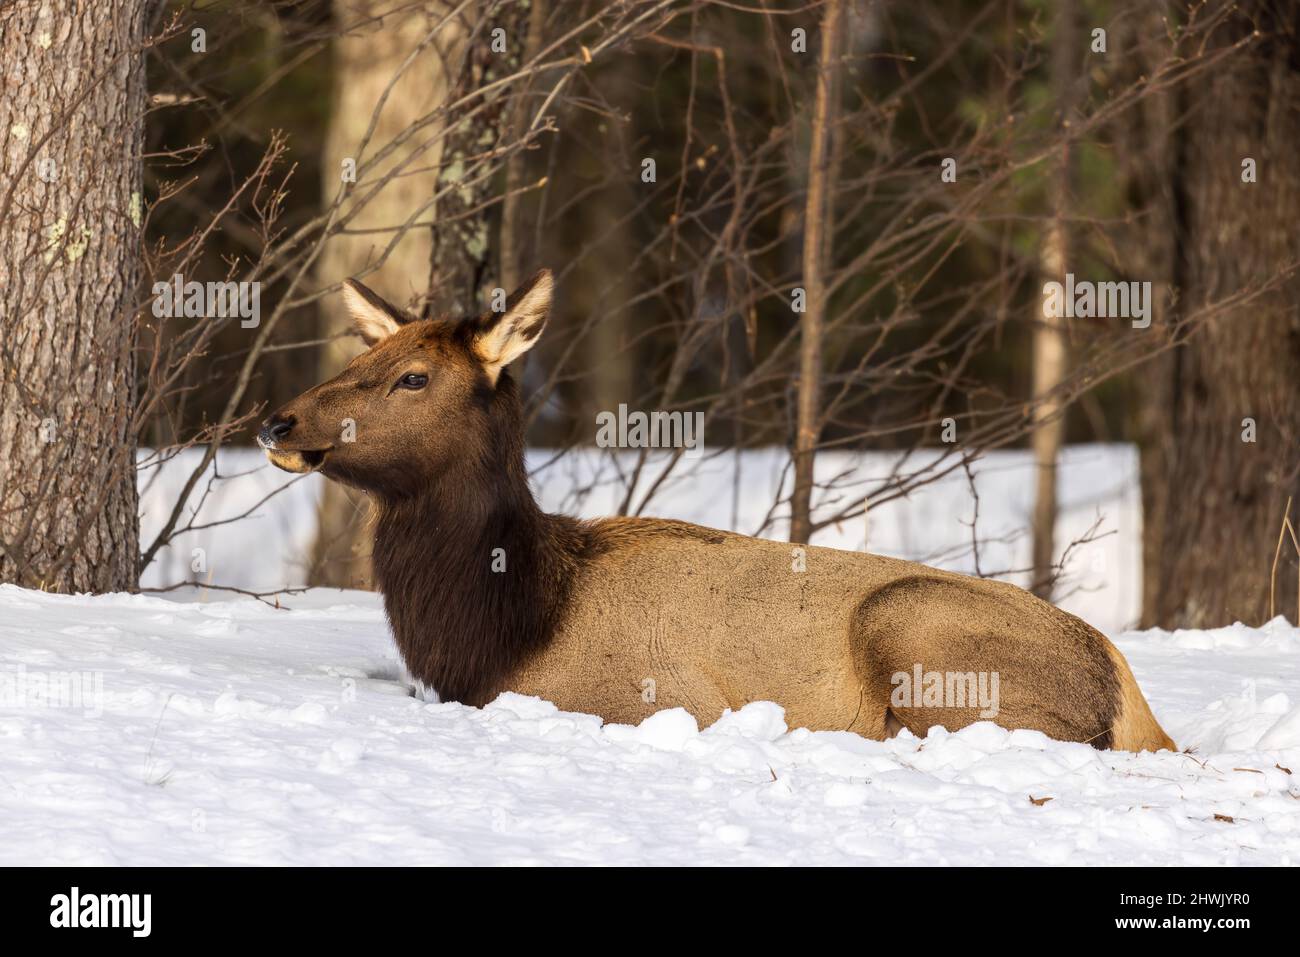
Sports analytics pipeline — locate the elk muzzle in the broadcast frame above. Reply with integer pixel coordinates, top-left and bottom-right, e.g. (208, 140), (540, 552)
(257, 413), (332, 473)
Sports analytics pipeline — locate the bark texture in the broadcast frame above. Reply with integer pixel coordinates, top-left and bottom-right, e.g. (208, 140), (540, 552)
(1141, 2), (1300, 627)
(0, 0), (146, 592)
(424, 2), (528, 317)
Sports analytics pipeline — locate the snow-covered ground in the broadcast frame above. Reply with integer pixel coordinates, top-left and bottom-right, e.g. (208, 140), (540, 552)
(2, 585), (1297, 866)
(3, 443), (1295, 865)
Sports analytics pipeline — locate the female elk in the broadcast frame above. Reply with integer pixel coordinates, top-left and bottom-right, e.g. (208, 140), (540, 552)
(259, 270), (1174, 752)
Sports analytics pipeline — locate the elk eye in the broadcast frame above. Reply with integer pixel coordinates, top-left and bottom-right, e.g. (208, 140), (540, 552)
(397, 372), (428, 390)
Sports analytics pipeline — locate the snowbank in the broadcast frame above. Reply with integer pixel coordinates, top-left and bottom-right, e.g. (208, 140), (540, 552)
(1, 585), (1296, 866)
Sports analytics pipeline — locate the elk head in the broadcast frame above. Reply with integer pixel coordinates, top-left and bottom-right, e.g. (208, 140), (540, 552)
(257, 269), (552, 499)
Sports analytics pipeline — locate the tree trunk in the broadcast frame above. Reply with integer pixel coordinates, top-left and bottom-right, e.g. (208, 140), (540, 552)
(498, 0), (548, 295)
(566, 26), (638, 434)
(789, 0), (843, 545)
(426, 3), (530, 317)
(0, 0), (146, 593)
(1030, 0), (1080, 598)
(310, 1), (464, 589)
(311, 2), (527, 588)
(1140, 3), (1300, 628)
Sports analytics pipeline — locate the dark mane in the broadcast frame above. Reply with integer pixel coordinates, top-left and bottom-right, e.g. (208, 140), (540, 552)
(370, 370), (591, 705)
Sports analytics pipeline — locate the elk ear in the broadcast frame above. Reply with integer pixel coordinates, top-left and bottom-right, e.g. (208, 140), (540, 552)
(472, 269), (552, 384)
(341, 278), (409, 346)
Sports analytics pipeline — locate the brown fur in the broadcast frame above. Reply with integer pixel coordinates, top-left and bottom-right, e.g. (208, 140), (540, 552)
(259, 272), (1176, 752)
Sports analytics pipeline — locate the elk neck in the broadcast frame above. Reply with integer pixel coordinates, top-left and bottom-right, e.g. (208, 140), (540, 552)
(369, 375), (590, 706)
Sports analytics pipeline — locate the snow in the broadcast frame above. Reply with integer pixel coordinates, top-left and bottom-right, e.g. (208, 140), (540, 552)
(2, 585), (1297, 866)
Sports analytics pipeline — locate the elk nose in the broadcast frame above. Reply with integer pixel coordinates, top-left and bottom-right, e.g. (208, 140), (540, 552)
(258, 414), (295, 448)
